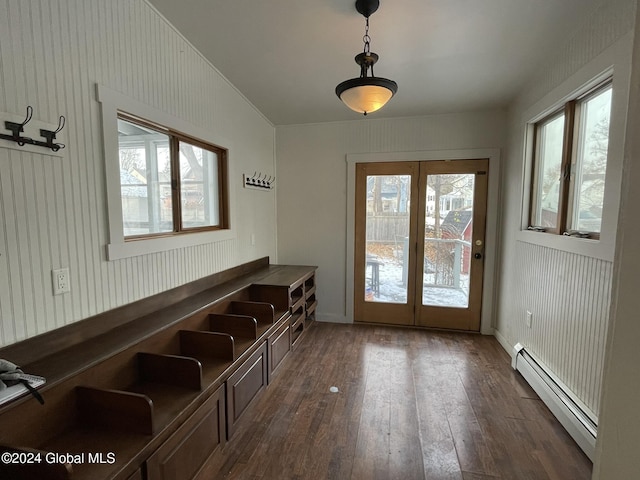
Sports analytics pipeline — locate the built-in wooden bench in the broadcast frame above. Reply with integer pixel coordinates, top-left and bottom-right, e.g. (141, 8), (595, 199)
(0, 257), (317, 480)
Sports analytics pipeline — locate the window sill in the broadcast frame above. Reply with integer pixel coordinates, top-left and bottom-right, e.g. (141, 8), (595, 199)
(515, 229), (613, 262)
(107, 229), (235, 260)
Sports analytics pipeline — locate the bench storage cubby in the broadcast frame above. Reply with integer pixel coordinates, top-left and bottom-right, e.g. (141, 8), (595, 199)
(0, 258), (316, 480)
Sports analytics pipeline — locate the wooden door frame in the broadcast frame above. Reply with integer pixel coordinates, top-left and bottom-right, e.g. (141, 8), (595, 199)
(354, 162), (420, 325)
(414, 159), (489, 331)
(345, 149), (501, 334)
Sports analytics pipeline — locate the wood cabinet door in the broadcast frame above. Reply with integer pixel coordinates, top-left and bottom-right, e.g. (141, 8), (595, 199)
(268, 318), (291, 381)
(226, 342), (268, 438)
(146, 385), (225, 480)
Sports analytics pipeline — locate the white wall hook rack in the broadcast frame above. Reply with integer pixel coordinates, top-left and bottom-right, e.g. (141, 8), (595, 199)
(243, 172), (275, 191)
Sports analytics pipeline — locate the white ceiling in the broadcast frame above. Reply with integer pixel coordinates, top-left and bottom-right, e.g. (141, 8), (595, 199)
(147, 0), (603, 125)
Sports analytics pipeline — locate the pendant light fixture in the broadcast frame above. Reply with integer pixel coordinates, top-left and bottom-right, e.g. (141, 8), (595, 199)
(335, 0), (397, 116)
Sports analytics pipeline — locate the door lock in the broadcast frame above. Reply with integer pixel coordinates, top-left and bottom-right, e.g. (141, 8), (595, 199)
(474, 252), (483, 260)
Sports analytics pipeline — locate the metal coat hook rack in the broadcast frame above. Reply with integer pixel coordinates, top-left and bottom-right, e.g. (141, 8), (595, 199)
(243, 172), (275, 191)
(0, 106), (66, 152)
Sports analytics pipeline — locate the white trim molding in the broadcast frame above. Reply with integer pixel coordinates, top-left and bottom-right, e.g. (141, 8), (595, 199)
(96, 84), (236, 260)
(516, 33), (633, 262)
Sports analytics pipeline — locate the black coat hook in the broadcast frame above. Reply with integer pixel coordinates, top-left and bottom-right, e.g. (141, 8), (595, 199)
(39, 116), (66, 152)
(244, 172), (275, 190)
(4, 106), (34, 145)
(1, 106), (66, 152)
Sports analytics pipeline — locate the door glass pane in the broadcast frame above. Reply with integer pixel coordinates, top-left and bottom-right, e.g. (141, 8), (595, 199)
(364, 174), (411, 303)
(423, 173), (475, 308)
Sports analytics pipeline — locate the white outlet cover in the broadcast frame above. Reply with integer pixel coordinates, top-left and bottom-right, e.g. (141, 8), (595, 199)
(52, 268), (70, 295)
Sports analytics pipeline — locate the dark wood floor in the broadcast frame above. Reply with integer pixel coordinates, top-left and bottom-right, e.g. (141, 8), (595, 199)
(201, 323), (592, 479)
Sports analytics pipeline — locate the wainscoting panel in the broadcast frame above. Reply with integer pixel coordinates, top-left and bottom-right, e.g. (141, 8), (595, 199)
(510, 241), (612, 417)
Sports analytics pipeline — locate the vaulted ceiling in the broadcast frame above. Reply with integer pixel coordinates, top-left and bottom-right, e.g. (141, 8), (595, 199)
(148, 0), (604, 125)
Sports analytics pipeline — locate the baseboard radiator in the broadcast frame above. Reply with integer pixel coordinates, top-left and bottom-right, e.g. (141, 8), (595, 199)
(511, 343), (597, 460)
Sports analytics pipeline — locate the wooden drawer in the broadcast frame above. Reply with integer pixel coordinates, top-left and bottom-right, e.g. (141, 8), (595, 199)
(146, 385), (225, 480)
(304, 274), (315, 295)
(268, 318), (291, 380)
(290, 281), (305, 311)
(306, 295), (318, 317)
(226, 343), (268, 438)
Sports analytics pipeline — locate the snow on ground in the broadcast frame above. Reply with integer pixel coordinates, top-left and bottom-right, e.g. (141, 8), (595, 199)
(366, 256), (469, 308)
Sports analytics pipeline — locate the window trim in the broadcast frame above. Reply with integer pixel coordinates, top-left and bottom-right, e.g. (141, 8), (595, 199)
(117, 112), (229, 240)
(528, 80), (611, 240)
(514, 34), (633, 263)
(97, 84), (236, 260)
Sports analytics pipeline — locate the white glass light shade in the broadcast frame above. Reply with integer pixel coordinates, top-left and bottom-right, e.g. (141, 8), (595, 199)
(339, 84), (394, 114)
(336, 75), (398, 115)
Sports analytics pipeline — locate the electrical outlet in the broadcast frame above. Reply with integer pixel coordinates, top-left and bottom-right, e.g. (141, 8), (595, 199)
(526, 310), (533, 328)
(52, 268), (70, 295)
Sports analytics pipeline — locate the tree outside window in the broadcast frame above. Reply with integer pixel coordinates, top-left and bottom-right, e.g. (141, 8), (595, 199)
(529, 80), (612, 238)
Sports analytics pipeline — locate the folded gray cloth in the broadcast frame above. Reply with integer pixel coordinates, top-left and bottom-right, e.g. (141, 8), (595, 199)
(0, 359), (24, 390)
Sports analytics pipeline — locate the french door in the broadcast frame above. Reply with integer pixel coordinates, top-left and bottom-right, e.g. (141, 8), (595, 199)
(354, 159), (489, 331)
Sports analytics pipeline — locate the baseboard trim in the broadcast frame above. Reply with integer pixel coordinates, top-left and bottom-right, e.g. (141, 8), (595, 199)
(493, 328), (512, 356)
(316, 313), (351, 324)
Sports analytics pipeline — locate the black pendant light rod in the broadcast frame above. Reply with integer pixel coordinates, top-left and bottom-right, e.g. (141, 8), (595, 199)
(335, 0), (397, 116)
(355, 0), (379, 18)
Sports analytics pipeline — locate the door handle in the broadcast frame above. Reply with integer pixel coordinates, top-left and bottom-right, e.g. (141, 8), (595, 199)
(474, 252), (483, 260)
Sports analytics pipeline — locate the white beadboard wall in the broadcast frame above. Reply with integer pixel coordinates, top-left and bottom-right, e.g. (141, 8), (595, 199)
(513, 0), (637, 113)
(509, 242), (612, 415)
(0, 0), (277, 347)
(276, 111), (507, 324)
(496, 0), (636, 417)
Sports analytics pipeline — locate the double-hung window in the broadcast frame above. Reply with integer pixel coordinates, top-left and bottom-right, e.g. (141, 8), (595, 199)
(117, 113), (228, 239)
(529, 80), (612, 239)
